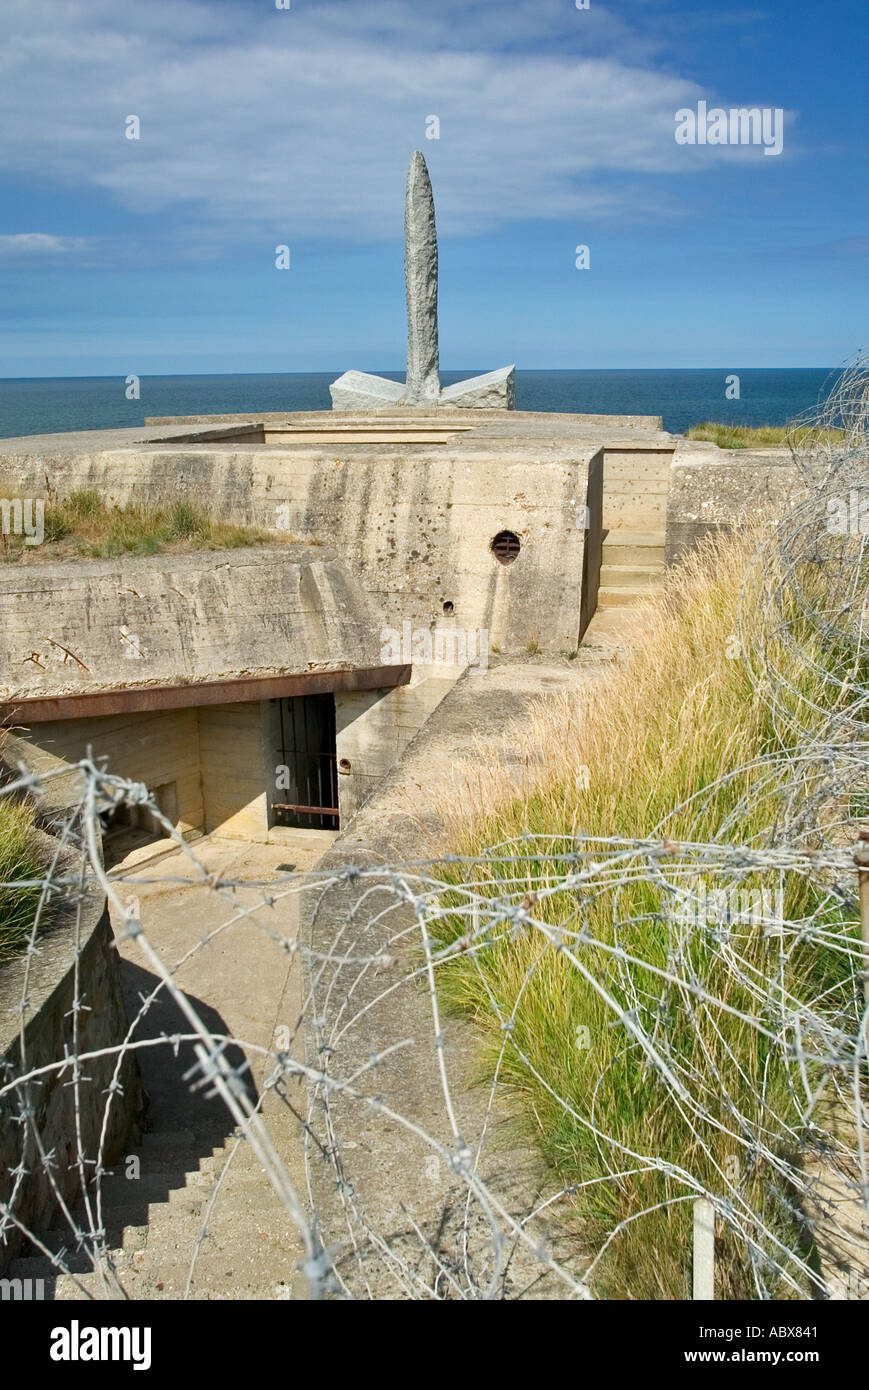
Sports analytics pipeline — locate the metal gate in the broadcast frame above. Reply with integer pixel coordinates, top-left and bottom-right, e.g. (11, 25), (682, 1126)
(271, 694), (340, 830)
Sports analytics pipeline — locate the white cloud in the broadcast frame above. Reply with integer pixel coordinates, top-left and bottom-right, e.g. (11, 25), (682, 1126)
(0, 233), (90, 255)
(0, 0), (796, 243)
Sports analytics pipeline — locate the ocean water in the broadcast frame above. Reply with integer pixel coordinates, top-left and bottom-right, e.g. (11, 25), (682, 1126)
(0, 368), (841, 440)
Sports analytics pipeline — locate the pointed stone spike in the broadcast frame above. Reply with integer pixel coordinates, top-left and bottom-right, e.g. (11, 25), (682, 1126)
(403, 151), (440, 404)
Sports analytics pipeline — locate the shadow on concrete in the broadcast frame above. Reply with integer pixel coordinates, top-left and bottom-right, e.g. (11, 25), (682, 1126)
(121, 957), (258, 1149)
(22, 959), (259, 1287)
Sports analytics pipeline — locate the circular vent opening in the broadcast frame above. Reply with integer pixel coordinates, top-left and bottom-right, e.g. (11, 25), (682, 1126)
(491, 530), (521, 565)
(442, 600), (454, 615)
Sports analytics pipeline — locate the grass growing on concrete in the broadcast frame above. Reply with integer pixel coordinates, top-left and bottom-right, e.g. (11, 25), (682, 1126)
(0, 488), (286, 562)
(432, 530), (861, 1299)
(684, 421), (845, 449)
(0, 797), (50, 965)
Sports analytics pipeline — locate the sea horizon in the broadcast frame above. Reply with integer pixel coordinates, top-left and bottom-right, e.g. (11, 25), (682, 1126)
(0, 366), (843, 440)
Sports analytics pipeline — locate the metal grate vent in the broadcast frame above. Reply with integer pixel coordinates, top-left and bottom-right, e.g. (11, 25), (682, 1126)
(491, 530), (521, 565)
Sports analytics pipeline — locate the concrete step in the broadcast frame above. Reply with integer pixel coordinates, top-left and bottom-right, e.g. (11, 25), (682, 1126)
(599, 564), (665, 588)
(20, 1268), (124, 1301)
(93, 1179), (292, 1248)
(596, 586), (657, 609)
(602, 547), (665, 568)
(10, 1221), (146, 1274)
(602, 499), (667, 521)
(7, 1252), (104, 1280)
(139, 1128), (199, 1147)
(8, 1179), (300, 1301)
(602, 530), (665, 562)
(603, 530), (666, 544)
(81, 1168), (212, 1211)
(602, 474), (669, 493)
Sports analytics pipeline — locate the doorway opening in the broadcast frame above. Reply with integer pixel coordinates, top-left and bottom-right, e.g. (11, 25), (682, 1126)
(271, 694), (339, 830)
(100, 781), (179, 865)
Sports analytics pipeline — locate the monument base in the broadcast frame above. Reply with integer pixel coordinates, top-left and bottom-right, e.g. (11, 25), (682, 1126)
(330, 365), (515, 411)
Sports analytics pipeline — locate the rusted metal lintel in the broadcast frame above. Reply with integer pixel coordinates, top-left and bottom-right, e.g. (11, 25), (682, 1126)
(0, 665), (411, 725)
(273, 803), (341, 817)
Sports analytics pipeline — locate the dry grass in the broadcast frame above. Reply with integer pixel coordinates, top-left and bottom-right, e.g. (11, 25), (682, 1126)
(429, 528), (860, 1298)
(685, 421), (846, 450)
(0, 796), (52, 965)
(0, 487), (289, 562)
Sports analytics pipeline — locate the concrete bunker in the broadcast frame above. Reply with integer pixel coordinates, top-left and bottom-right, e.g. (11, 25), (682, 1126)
(2, 670), (416, 858)
(0, 405), (688, 835)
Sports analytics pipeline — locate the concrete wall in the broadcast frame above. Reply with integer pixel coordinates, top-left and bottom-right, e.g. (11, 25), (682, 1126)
(15, 701), (276, 844)
(665, 444), (803, 562)
(0, 887), (143, 1273)
(199, 701), (271, 841)
(0, 419), (612, 655)
(27, 709), (204, 837)
(335, 669), (459, 823)
(0, 549), (381, 703)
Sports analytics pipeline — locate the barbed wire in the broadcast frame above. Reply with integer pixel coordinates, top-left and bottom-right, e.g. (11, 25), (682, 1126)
(2, 362), (869, 1299)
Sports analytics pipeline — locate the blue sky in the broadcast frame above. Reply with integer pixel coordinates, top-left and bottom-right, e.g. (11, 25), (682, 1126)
(0, 0), (866, 376)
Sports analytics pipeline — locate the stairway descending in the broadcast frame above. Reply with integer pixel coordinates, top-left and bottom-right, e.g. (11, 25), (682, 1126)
(596, 530), (666, 609)
(6, 1123), (304, 1301)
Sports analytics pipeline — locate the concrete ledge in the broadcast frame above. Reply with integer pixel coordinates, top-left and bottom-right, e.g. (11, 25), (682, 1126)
(1, 665), (411, 724)
(0, 548), (385, 702)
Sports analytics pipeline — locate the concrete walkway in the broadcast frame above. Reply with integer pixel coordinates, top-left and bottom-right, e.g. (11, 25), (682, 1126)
(9, 834), (327, 1300)
(299, 630), (640, 1299)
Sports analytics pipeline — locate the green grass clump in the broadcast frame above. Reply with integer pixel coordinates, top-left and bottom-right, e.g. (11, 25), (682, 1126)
(0, 490), (283, 562)
(431, 530), (864, 1299)
(685, 421), (846, 450)
(0, 798), (50, 965)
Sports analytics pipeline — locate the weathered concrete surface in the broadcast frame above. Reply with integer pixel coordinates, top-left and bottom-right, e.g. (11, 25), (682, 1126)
(666, 441), (802, 562)
(334, 664), (460, 821)
(0, 411), (659, 655)
(5, 835), (320, 1298)
(299, 653), (625, 1297)
(603, 443), (673, 531)
(0, 881), (143, 1274)
(140, 410), (664, 430)
(403, 151), (440, 406)
(0, 547), (381, 701)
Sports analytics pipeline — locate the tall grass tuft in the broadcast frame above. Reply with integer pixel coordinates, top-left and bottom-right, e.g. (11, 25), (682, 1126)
(0, 490), (286, 561)
(0, 797), (51, 965)
(431, 528), (863, 1299)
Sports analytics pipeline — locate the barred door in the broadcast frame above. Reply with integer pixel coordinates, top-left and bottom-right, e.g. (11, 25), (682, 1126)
(272, 694), (339, 830)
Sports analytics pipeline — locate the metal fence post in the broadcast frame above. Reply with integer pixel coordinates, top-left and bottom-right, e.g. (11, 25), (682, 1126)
(854, 831), (869, 1029)
(693, 1197), (715, 1300)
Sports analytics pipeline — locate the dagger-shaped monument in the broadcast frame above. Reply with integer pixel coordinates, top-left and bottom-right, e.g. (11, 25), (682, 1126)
(330, 152), (515, 410)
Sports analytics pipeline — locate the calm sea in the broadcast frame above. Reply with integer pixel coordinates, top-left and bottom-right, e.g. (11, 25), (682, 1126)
(0, 369), (842, 440)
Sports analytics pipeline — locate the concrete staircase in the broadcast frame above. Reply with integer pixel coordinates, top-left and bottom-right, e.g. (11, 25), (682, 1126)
(6, 1123), (304, 1300)
(597, 530), (666, 609)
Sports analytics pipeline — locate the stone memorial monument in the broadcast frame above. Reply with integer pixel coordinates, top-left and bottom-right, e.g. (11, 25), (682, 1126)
(330, 151), (515, 410)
